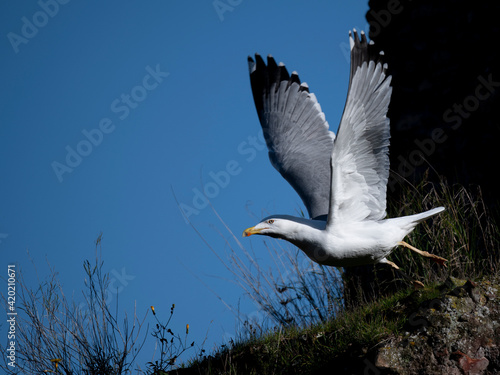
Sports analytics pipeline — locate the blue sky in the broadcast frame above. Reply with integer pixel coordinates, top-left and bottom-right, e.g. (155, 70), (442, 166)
(0, 0), (369, 369)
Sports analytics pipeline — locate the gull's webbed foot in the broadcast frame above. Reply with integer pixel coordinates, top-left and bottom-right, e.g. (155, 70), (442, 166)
(397, 241), (448, 267)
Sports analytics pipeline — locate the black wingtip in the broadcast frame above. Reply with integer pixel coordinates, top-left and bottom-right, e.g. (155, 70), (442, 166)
(350, 29), (369, 54)
(266, 54), (278, 71)
(299, 82), (310, 93)
(248, 55), (256, 74)
(348, 29), (386, 75)
(254, 53), (266, 69)
(248, 52), (306, 119)
(290, 71), (301, 85)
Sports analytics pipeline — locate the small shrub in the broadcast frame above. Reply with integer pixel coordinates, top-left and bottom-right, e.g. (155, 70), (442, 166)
(146, 304), (195, 374)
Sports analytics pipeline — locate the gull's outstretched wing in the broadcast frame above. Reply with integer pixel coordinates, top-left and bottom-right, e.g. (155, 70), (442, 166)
(326, 30), (392, 228)
(248, 54), (335, 220)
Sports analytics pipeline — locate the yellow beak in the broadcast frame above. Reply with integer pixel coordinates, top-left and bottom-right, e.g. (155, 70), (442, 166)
(242, 226), (263, 237)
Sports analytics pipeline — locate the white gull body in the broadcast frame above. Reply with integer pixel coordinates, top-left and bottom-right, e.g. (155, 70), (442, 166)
(243, 30), (446, 270)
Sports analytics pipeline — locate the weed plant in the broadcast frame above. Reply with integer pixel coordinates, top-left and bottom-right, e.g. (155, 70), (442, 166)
(146, 304), (195, 374)
(0, 235), (197, 375)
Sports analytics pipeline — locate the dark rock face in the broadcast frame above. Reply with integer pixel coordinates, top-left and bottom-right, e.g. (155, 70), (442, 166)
(343, 0), (500, 310)
(373, 278), (500, 374)
(366, 0), (500, 206)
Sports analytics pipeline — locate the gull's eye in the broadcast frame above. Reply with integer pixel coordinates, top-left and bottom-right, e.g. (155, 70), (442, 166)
(267, 219), (274, 224)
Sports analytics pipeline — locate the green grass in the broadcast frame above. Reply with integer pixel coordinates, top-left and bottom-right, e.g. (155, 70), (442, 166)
(179, 284), (444, 374)
(386, 177), (500, 283)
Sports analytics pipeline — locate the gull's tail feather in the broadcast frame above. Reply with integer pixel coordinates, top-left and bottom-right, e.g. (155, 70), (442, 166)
(396, 206), (445, 234)
(407, 207), (445, 224)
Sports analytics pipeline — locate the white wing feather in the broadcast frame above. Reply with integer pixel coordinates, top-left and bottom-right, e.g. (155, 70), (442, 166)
(327, 35), (392, 228)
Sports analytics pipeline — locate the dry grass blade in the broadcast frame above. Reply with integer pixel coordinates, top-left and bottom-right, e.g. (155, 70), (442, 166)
(0, 235), (148, 375)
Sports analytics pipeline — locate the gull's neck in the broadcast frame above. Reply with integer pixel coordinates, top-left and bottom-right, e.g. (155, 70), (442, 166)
(274, 215), (325, 243)
(273, 215), (333, 264)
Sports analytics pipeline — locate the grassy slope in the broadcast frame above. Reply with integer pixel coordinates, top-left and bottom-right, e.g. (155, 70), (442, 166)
(174, 284), (444, 374)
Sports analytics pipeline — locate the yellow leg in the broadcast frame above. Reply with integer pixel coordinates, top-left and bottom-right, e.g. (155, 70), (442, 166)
(398, 241), (448, 267)
(384, 259), (400, 270)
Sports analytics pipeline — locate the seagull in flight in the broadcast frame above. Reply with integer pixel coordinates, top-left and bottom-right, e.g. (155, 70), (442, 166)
(242, 30), (447, 271)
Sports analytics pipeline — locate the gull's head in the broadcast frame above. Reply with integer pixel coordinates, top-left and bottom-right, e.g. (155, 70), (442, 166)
(242, 216), (290, 239)
(242, 215), (326, 257)
(242, 215), (319, 240)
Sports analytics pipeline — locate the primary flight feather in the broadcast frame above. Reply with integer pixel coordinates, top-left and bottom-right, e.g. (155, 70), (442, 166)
(243, 30), (446, 270)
